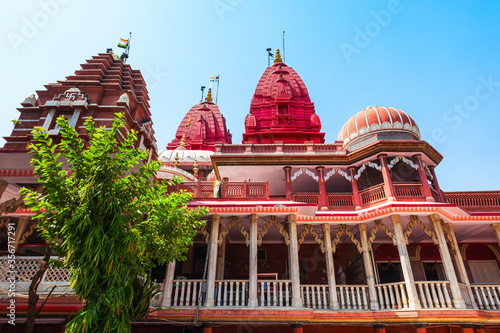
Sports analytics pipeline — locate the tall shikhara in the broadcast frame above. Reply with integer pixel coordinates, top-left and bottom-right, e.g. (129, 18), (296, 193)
(243, 51), (325, 144)
(2, 53), (157, 160)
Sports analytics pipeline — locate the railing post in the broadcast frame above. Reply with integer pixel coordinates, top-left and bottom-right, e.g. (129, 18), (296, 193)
(358, 223), (379, 310)
(194, 178), (201, 198)
(248, 214), (259, 307)
(161, 261), (176, 308)
(391, 214), (421, 309)
(413, 154), (434, 202)
(428, 214), (466, 309)
(205, 215), (220, 307)
(322, 223), (339, 309)
(265, 179), (269, 199)
(349, 167), (362, 209)
(288, 214), (302, 308)
(316, 166), (328, 210)
(242, 180), (247, 198)
(284, 166), (292, 200)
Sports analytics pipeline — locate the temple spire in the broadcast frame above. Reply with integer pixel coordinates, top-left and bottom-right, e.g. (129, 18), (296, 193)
(274, 49), (283, 64)
(205, 88), (213, 102)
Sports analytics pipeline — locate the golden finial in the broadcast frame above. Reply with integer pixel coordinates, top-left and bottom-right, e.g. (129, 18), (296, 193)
(193, 159), (199, 175)
(205, 88), (213, 102)
(179, 135), (186, 150)
(274, 49), (283, 64)
(173, 152), (179, 167)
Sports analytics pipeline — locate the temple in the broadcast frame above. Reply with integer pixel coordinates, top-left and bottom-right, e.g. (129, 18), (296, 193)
(1, 51), (500, 333)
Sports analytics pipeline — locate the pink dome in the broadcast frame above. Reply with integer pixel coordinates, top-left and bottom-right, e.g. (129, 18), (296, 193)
(338, 106), (420, 146)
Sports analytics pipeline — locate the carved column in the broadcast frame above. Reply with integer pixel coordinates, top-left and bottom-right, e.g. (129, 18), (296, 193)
(492, 223), (500, 248)
(161, 261), (176, 308)
(413, 154), (434, 202)
(322, 224), (339, 309)
(288, 214), (302, 308)
(429, 214), (466, 308)
(248, 213), (259, 307)
(205, 215), (220, 307)
(349, 166), (362, 209)
(446, 222), (477, 309)
(284, 166), (292, 200)
(378, 154), (396, 201)
(316, 166), (328, 210)
(358, 223), (379, 310)
(429, 166), (446, 202)
(391, 214), (420, 309)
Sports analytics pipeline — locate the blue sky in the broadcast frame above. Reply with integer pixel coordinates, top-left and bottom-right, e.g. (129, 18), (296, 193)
(1, 0), (499, 191)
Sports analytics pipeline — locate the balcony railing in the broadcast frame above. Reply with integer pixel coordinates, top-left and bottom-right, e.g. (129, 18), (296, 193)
(360, 184), (386, 205)
(393, 183), (422, 199)
(327, 193), (354, 209)
(337, 285), (369, 310)
(445, 191), (500, 209)
(292, 193), (319, 205)
(376, 282), (408, 310)
(416, 281), (453, 309)
(472, 285), (500, 310)
(169, 180), (269, 199)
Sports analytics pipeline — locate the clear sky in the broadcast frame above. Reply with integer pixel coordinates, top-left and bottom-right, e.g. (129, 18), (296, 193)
(1, 0), (499, 191)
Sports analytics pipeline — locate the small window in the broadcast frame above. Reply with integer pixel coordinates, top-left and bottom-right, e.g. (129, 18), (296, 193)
(257, 249), (266, 261)
(422, 261), (446, 281)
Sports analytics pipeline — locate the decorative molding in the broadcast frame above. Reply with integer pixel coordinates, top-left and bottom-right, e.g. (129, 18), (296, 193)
(291, 168), (318, 182)
(487, 245), (500, 261)
(421, 161), (434, 180)
(218, 217), (236, 245)
(19, 220), (38, 244)
(354, 161), (381, 180)
(461, 244), (468, 260)
(258, 216), (289, 246)
(410, 244), (422, 260)
(297, 224), (325, 253)
(324, 168), (352, 182)
(375, 220), (396, 246)
(236, 218), (250, 247)
(388, 155), (419, 170)
(158, 165), (197, 181)
(404, 216), (416, 245)
(368, 222), (379, 250)
(414, 215), (438, 244)
(441, 222), (457, 253)
(199, 225), (210, 244)
(331, 224), (362, 254)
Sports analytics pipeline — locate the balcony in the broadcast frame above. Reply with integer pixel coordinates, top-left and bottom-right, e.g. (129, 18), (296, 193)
(444, 191), (500, 211)
(168, 180), (269, 200)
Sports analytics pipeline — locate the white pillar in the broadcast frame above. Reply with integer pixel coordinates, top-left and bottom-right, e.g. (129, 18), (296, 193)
(391, 214), (421, 309)
(358, 223), (379, 310)
(161, 261), (176, 308)
(216, 238), (226, 280)
(248, 213), (259, 307)
(429, 214), (466, 309)
(446, 222), (477, 309)
(205, 215), (220, 307)
(288, 214), (302, 308)
(322, 223), (339, 309)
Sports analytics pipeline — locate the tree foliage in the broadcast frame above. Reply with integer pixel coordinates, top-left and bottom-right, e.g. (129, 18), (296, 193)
(21, 113), (207, 332)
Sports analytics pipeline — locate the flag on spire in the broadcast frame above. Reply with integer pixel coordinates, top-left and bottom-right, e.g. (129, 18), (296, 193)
(118, 38), (129, 48)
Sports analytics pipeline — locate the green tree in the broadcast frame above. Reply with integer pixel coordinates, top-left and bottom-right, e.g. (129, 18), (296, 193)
(21, 113), (207, 332)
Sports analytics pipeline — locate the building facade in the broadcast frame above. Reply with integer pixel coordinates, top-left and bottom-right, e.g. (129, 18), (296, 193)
(1, 52), (500, 332)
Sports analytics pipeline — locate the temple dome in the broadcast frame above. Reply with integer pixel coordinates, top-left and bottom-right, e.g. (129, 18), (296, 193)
(242, 50), (325, 144)
(338, 106), (421, 147)
(167, 95), (232, 151)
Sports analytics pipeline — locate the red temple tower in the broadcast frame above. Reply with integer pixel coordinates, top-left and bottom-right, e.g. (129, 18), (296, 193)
(243, 49), (325, 144)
